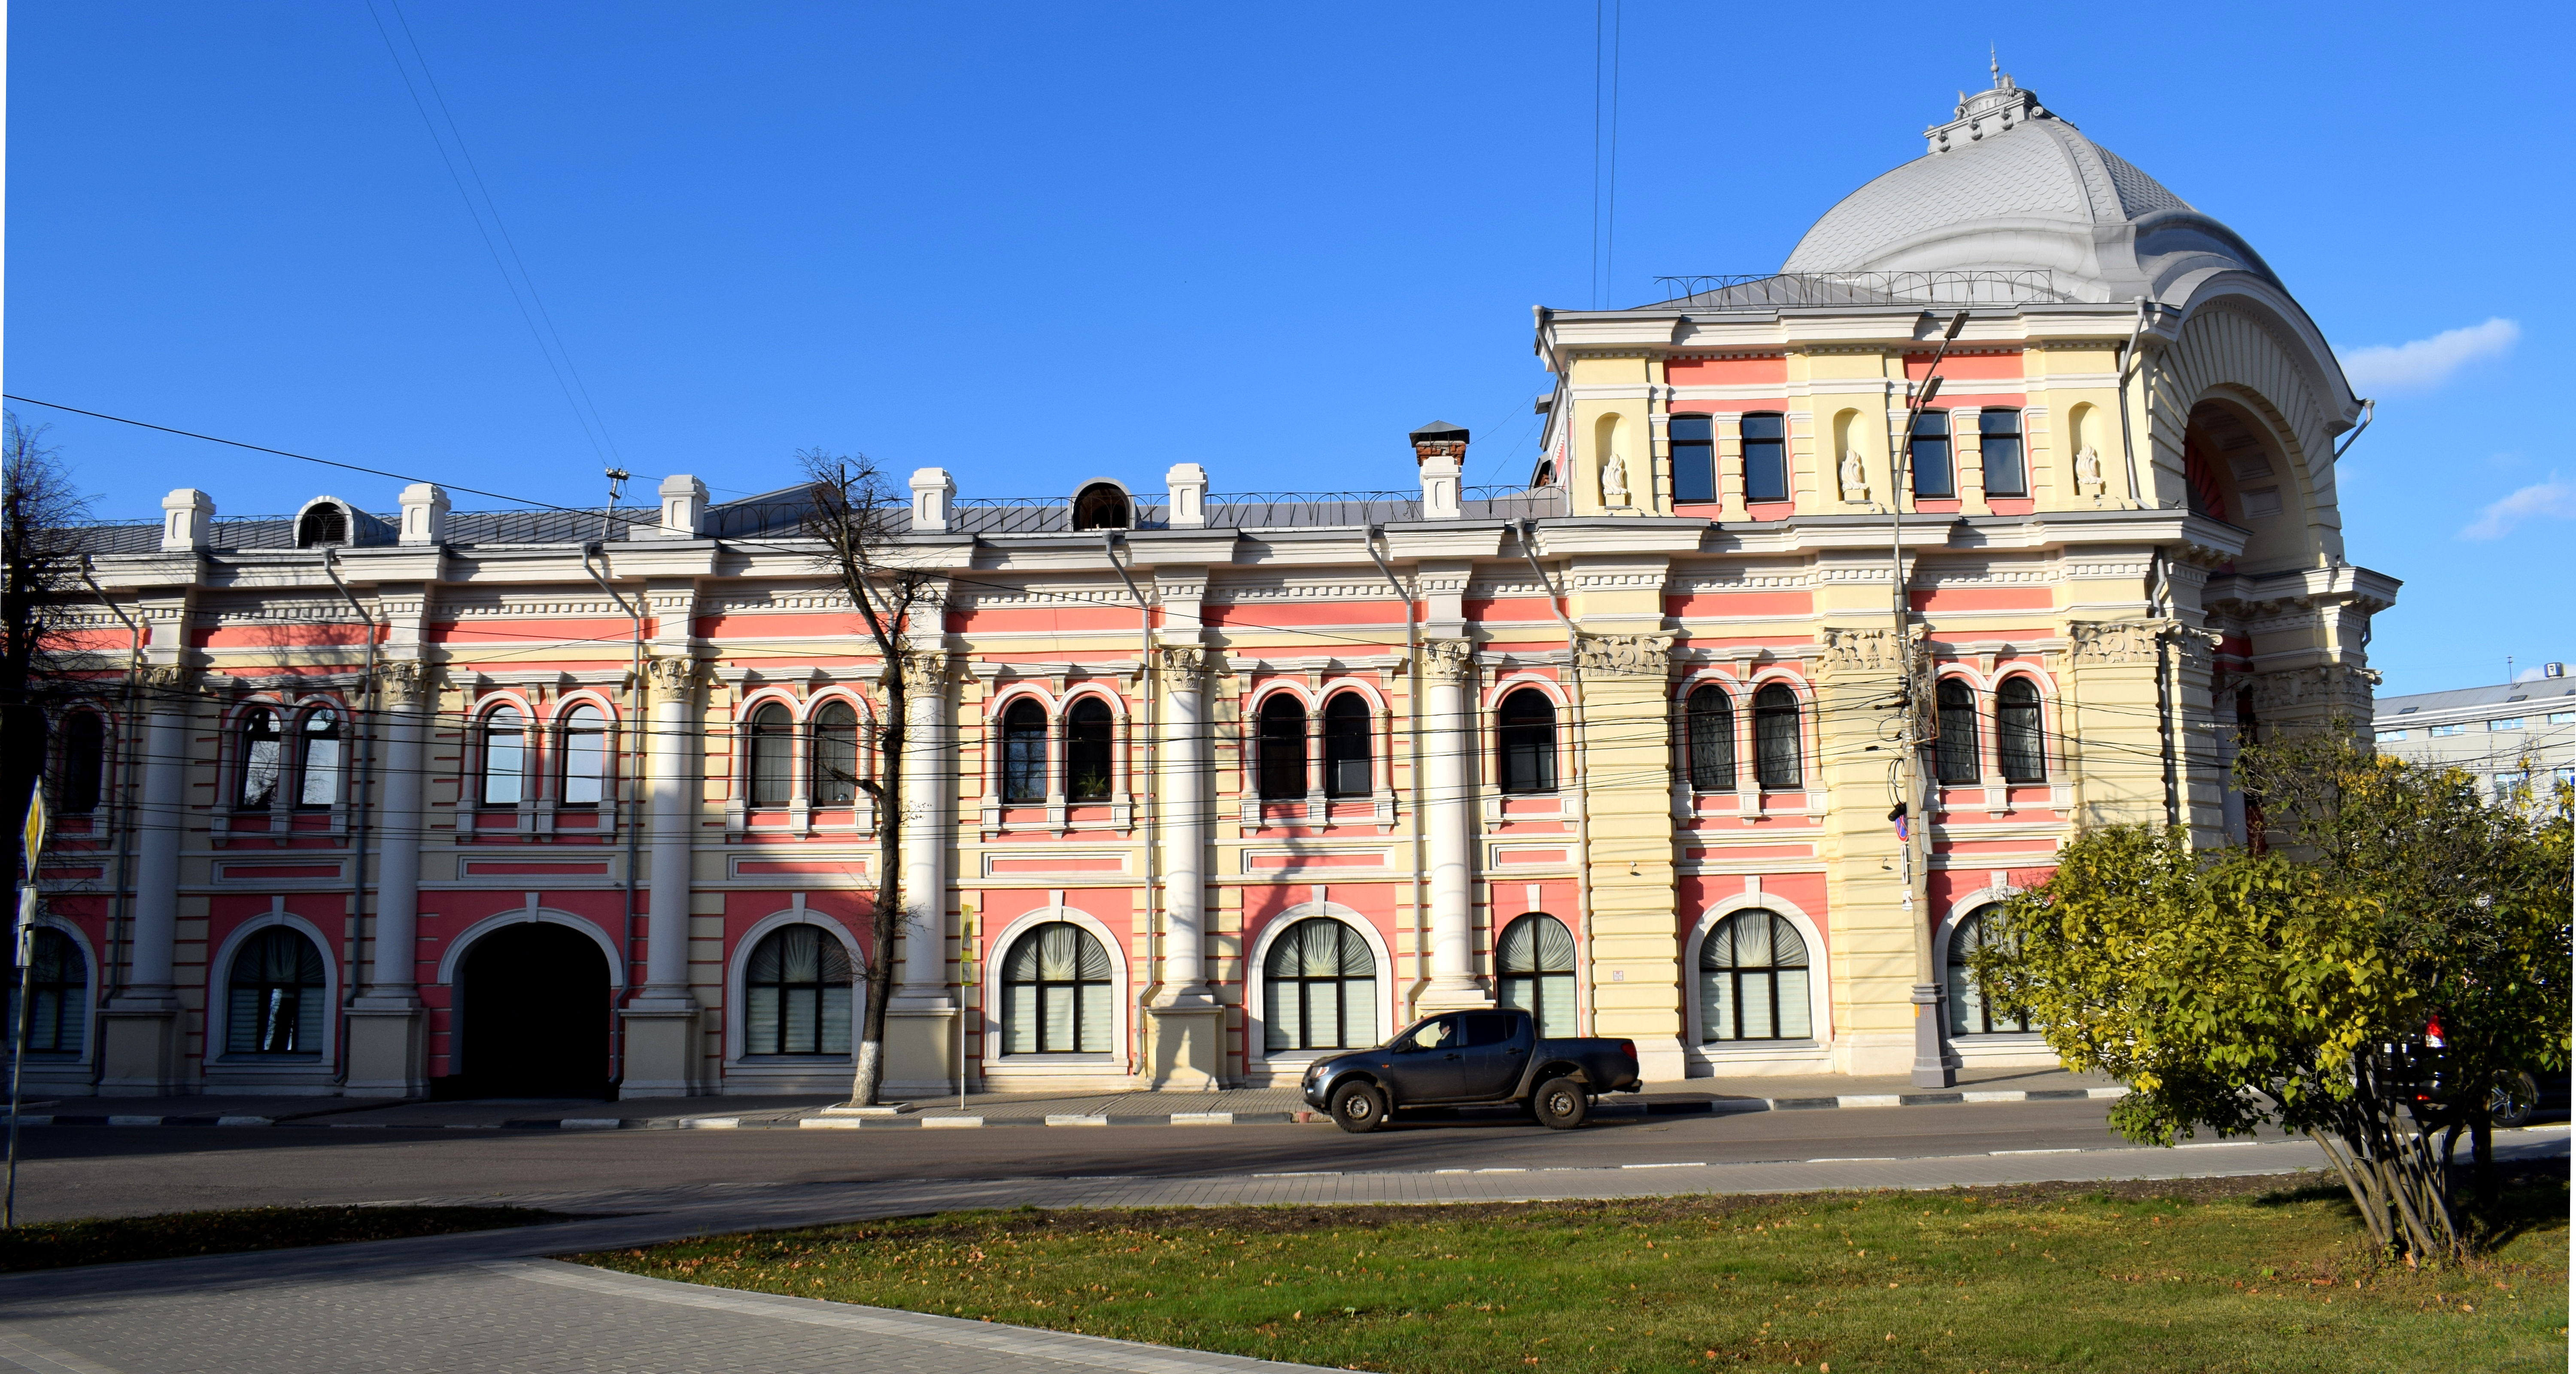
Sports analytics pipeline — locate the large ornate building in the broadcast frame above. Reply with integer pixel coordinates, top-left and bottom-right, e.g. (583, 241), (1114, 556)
(37, 72), (2394, 1100)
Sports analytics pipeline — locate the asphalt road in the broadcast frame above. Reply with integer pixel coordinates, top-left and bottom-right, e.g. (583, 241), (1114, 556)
(14, 1097), (2282, 1222)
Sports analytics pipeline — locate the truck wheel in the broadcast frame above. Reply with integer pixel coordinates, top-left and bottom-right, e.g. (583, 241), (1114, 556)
(1532, 1076), (1589, 1130)
(2491, 1071), (2540, 1128)
(1330, 1082), (1389, 1134)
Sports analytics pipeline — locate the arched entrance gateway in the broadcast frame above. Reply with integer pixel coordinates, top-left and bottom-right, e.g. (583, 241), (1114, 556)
(453, 922), (613, 1098)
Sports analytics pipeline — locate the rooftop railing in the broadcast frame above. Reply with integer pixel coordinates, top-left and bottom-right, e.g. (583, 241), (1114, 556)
(1645, 271), (2077, 310)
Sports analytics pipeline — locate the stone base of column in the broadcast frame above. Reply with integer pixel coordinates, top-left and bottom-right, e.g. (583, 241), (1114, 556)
(1909, 984), (1956, 1089)
(1835, 1032), (1917, 1077)
(96, 1005), (184, 1097)
(619, 999), (707, 1098)
(1413, 976), (1492, 1016)
(343, 999), (429, 1098)
(881, 1002), (961, 1095)
(1142, 1002), (1227, 1090)
(1625, 1034), (1687, 1083)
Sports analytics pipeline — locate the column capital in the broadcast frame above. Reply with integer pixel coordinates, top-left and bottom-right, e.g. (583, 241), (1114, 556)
(1421, 639), (1476, 682)
(141, 663), (199, 694)
(643, 655), (704, 696)
(376, 658), (435, 707)
(1158, 645), (1221, 679)
(898, 650), (954, 693)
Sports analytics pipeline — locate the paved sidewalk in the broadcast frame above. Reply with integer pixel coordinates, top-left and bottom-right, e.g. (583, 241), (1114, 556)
(0, 1127), (2561, 1374)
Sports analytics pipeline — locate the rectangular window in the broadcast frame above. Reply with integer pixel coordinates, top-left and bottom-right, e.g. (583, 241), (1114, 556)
(1742, 413), (1788, 503)
(2428, 724), (2466, 737)
(2487, 717), (2525, 731)
(2373, 729), (2407, 743)
(1910, 412), (1953, 499)
(1669, 414), (1714, 503)
(1979, 409), (2026, 496)
(2550, 711), (2576, 724)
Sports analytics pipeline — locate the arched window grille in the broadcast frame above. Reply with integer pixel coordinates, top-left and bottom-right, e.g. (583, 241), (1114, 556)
(999, 922), (1113, 1055)
(237, 708), (284, 809)
(296, 708), (343, 808)
(811, 701), (860, 805)
(1257, 695), (1307, 800)
(1699, 909), (1811, 1041)
(1685, 685), (1735, 792)
(1064, 697), (1114, 803)
(6, 929), (87, 1054)
(1000, 699), (1048, 803)
(58, 713), (105, 815)
(1263, 918), (1378, 1052)
(1323, 693), (1372, 798)
(1996, 678), (2044, 783)
(1496, 913), (1576, 1038)
(295, 504), (347, 548)
(1946, 906), (2029, 1035)
(747, 702), (794, 807)
(1935, 679), (1980, 783)
(479, 707), (526, 806)
(227, 927), (326, 1055)
(1070, 483), (1131, 531)
(744, 924), (854, 1055)
(1752, 684), (1801, 789)
(1497, 689), (1558, 794)
(559, 704), (608, 806)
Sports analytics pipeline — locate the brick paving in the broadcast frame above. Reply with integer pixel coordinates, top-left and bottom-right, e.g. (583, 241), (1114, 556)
(6, 1125), (2553, 1374)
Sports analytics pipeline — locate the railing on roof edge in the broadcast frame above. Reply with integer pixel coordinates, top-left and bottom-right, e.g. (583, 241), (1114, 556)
(1645, 270), (2075, 309)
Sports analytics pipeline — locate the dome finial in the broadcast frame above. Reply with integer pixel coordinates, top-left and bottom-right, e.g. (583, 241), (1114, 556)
(1990, 45), (1999, 87)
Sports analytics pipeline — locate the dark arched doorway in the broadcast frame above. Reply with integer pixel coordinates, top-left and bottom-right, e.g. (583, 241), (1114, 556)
(456, 921), (612, 1098)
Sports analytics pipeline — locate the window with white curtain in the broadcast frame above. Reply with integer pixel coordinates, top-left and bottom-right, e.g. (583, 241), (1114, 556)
(1698, 910), (1811, 1042)
(1495, 914), (1576, 1038)
(1946, 906), (2029, 1035)
(1263, 918), (1378, 1052)
(228, 927), (327, 1055)
(744, 924), (854, 1055)
(1000, 922), (1113, 1055)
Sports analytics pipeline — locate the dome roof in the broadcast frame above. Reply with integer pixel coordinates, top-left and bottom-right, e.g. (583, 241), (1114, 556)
(1783, 71), (2279, 304)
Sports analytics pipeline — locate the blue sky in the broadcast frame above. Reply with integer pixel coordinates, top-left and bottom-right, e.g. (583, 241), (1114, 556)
(6, 2), (2566, 694)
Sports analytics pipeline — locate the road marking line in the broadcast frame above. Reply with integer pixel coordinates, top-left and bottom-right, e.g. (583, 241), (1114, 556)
(2174, 1140), (2261, 1149)
(1475, 1168), (1528, 1174)
(1806, 1157), (1896, 1163)
(1620, 1162), (1705, 1170)
(1045, 1116), (1109, 1127)
(1252, 1170), (1340, 1177)
(1990, 1148), (2081, 1155)
(1959, 1091), (2025, 1103)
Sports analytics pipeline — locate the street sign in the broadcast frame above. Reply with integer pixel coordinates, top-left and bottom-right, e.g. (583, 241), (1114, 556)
(18, 786), (45, 877)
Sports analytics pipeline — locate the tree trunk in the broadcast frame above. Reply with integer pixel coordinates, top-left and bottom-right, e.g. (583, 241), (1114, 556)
(848, 668), (907, 1107)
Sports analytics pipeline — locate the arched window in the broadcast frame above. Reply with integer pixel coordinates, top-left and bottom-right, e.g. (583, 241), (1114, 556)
(1699, 910), (1810, 1041)
(1064, 696), (1115, 803)
(1323, 693), (1372, 798)
(6, 929), (87, 1054)
(560, 704), (608, 806)
(1257, 694), (1307, 800)
(1669, 413), (1715, 503)
(1263, 918), (1378, 1052)
(1001, 699), (1048, 803)
(744, 924), (855, 1055)
(1000, 922), (1113, 1055)
(237, 708), (284, 809)
(296, 708), (343, 809)
(479, 707), (526, 806)
(1910, 411), (1954, 498)
(227, 927), (326, 1055)
(1685, 685), (1735, 792)
(1752, 684), (1801, 789)
(1935, 679), (1979, 783)
(811, 701), (860, 805)
(1496, 913), (1576, 1037)
(1497, 689), (1558, 794)
(1996, 678), (2044, 783)
(58, 713), (105, 815)
(1070, 483), (1130, 531)
(295, 503), (347, 548)
(1946, 906), (2029, 1035)
(1741, 413), (1788, 504)
(747, 702), (794, 807)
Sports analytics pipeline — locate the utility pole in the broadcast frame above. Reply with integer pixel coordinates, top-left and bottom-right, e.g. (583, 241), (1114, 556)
(1898, 308), (1970, 1091)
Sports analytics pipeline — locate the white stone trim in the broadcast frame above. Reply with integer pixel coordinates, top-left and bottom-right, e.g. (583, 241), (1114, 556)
(721, 896), (867, 1085)
(1680, 885), (1832, 1077)
(434, 900), (629, 991)
(978, 903), (1133, 1086)
(1240, 903), (1396, 1083)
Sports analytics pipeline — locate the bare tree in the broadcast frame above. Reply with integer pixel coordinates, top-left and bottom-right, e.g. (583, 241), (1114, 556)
(799, 450), (938, 1106)
(1, 414), (98, 893)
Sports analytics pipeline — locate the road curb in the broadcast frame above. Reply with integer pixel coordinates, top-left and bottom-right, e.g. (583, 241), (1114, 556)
(0, 1087), (2125, 1131)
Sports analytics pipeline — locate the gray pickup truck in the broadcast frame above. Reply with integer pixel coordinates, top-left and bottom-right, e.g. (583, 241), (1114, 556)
(1299, 1007), (1642, 1132)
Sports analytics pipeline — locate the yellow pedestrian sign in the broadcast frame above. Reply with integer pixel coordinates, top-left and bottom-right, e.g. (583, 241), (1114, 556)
(18, 786), (44, 878)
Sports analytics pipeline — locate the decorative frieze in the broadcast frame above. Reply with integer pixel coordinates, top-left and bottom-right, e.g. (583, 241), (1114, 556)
(1574, 634), (1673, 675)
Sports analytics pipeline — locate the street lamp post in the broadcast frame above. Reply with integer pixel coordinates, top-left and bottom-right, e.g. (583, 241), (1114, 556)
(1896, 309), (1969, 1091)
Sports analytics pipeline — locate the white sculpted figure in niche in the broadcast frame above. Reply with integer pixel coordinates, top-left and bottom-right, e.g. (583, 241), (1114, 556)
(1838, 448), (1869, 502)
(2074, 445), (2105, 497)
(1601, 452), (1630, 506)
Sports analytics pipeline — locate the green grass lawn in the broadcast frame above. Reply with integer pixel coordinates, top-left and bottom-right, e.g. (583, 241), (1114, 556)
(576, 1170), (2566, 1373)
(0, 1204), (568, 1272)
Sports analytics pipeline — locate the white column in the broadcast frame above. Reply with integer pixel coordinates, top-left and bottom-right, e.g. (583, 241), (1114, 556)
(643, 657), (698, 999)
(1420, 641), (1485, 1008)
(1154, 647), (1212, 1000)
(896, 654), (949, 996)
(364, 665), (430, 996)
(122, 680), (191, 1004)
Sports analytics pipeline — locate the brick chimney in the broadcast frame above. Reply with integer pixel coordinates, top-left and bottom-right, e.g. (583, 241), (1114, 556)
(1410, 421), (1468, 520)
